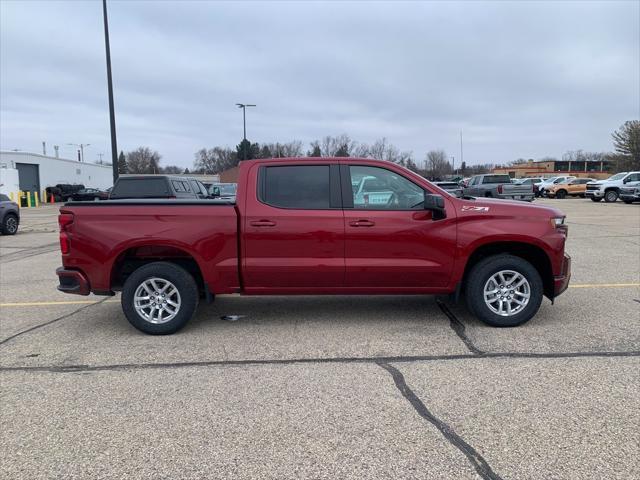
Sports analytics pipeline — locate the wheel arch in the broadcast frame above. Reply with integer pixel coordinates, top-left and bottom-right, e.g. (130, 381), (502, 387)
(462, 241), (554, 300)
(110, 244), (205, 293)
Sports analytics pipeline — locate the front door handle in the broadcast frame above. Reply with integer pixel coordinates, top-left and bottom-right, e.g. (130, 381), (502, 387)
(250, 220), (276, 227)
(349, 219), (375, 227)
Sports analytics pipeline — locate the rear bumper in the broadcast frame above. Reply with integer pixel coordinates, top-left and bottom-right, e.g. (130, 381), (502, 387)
(56, 267), (90, 296)
(553, 253), (571, 297)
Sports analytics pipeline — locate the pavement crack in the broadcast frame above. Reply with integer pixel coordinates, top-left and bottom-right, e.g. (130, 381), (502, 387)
(1, 350), (638, 374)
(436, 299), (485, 355)
(377, 361), (503, 480)
(0, 298), (109, 346)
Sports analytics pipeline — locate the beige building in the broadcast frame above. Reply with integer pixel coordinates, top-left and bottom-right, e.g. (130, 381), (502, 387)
(492, 159), (612, 180)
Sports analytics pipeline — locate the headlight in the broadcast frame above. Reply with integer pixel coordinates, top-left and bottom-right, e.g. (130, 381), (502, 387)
(551, 216), (568, 236)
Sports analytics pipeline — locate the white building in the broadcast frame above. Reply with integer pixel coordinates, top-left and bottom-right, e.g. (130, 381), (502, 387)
(0, 151), (113, 196)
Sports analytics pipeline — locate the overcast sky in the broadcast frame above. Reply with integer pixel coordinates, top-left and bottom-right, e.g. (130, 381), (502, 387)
(1, 0), (638, 168)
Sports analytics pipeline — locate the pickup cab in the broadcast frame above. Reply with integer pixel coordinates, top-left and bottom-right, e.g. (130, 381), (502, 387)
(463, 174), (534, 201)
(56, 158), (571, 334)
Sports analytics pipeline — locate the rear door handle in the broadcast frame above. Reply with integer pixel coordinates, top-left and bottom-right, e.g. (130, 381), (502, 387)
(250, 220), (276, 227)
(348, 219), (375, 227)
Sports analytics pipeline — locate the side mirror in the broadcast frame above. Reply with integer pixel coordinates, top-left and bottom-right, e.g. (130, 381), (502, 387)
(211, 187), (220, 197)
(623, 178), (629, 184)
(424, 193), (446, 220)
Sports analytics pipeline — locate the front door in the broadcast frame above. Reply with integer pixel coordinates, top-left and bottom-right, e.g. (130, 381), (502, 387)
(342, 164), (456, 288)
(242, 163), (345, 289)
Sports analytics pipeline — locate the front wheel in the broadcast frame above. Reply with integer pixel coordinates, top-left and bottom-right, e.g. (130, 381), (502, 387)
(623, 200), (633, 204)
(604, 190), (618, 203)
(591, 197), (602, 202)
(465, 255), (543, 327)
(1, 213), (19, 235)
(555, 190), (567, 199)
(122, 262), (199, 334)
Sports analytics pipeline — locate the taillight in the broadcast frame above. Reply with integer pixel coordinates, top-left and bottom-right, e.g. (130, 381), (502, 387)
(497, 184), (503, 194)
(58, 213), (74, 254)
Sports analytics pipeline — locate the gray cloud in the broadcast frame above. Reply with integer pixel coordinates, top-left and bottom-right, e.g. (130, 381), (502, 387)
(1, 0), (638, 167)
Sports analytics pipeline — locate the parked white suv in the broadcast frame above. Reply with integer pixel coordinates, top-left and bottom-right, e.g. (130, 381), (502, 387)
(585, 172), (640, 203)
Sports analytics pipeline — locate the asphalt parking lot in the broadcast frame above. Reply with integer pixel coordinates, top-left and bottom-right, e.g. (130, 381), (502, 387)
(1, 199), (639, 479)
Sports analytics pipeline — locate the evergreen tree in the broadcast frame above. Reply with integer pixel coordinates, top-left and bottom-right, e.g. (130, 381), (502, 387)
(117, 150), (128, 174)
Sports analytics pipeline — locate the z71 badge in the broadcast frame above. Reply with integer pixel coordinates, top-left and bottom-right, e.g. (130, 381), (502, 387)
(461, 206), (490, 212)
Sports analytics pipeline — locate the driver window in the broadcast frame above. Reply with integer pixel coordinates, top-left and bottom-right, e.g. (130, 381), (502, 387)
(349, 165), (424, 210)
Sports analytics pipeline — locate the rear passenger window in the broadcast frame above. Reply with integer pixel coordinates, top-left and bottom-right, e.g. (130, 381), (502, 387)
(261, 165), (330, 209)
(172, 181), (186, 192)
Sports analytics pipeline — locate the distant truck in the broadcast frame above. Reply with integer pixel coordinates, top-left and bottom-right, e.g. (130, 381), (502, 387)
(619, 181), (640, 204)
(463, 174), (534, 201)
(585, 172), (640, 203)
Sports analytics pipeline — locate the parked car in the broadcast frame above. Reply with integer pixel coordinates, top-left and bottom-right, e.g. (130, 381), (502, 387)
(463, 174), (534, 201)
(56, 157), (570, 335)
(70, 188), (110, 201)
(108, 176), (211, 200)
(433, 181), (463, 197)
(546, 178), (594, 199)
(619, 181), (640, 204)
(209, 183), (237, 198)
(536, 176), (576, 197)
(585, 172), (640, 203)
(54, 184), (85, 202)
(0, 193), (20, 235)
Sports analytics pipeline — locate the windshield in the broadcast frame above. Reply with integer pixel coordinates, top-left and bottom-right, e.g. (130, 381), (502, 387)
(607, 173), (626, 181)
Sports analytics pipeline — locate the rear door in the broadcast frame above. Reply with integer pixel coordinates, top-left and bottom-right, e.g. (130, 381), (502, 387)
(342, 163), (456, 288)
(242, 163), (345, 288)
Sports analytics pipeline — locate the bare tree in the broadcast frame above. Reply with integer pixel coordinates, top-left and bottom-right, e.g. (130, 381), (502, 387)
(262, 141), (304, 158)
(315, 134), (357, 157)
(612, 120), (640, 168)
(425, 150), (452, 179)
(126, 147), (162, 174)
(194, 147), (237, 174)
(162, 165), (182, 174)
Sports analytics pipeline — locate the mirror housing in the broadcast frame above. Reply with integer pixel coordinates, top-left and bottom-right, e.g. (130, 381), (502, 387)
(211, 187), (221, 197)
(424, 193), (446, 220)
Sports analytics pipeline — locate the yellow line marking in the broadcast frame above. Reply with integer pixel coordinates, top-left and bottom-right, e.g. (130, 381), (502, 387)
(569, 283), (640, 288)
(0, 283), (639, 307)
(0, 300), (119, 307)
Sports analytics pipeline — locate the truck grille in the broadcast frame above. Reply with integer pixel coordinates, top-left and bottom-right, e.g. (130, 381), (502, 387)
(585, 184), (600, 191)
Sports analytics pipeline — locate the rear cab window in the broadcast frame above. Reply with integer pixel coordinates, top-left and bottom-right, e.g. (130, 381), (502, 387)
(111, 178), (170, 198)
(482, 175), (511, 184)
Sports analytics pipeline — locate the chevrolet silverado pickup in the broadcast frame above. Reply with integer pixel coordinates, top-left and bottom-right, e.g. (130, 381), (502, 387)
(463, 174), (534, 201)
(56, 158), (571, 334)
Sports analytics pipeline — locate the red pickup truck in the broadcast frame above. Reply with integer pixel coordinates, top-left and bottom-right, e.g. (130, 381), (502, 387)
(56, 158), (570, 334)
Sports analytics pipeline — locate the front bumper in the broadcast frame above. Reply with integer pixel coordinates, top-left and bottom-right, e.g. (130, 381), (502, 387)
(585, 189), (603, 198)
(56, 267), (90, 295)
(553, 253), (571, 298)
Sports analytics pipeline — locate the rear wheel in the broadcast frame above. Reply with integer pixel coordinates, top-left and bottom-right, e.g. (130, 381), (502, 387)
(122, 262), (199, 334)
(1, 213), (19, 235)
(555, 190), (567, 199)
(623, 200), (633, 204)
(465, 255), (543, 327)
(604, 190), (618, 203)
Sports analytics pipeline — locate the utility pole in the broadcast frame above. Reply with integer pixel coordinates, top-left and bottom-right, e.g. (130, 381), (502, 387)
(54, 145), (59, 158)
(102, 0), (119, 182)
(42, 141), (46, 155)
(451, 156), (455, 176)
(460, 131), (464, 170)
(67, 143), (90, 162)
(97, 153), (104, 164)
(235, 103), (256, 160)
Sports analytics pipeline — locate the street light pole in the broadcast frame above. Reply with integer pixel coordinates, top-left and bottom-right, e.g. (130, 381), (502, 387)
(235, 103), (256, 160)
(102, 0), (119, 183)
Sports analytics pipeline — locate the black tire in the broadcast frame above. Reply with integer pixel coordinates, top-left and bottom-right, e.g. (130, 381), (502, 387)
(484, 192), (492, 198)
(604, 190), (618, 203)
(623, 200), (633, 204)
(591, 197), (602, 202)
(121, 262), (199, 335)
(465, 254), (543, 327)
(1, 213), (19, 235)
(555, 190), (567, 199)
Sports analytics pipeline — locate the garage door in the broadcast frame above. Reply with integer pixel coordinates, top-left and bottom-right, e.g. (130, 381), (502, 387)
(16, 163), (40, 192)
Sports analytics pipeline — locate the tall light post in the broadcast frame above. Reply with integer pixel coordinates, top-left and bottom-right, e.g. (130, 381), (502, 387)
(67, 143), (90, 162)
(102, 0), (119, 183)
(451, 156), (455, 176)
(235, 103), (256, 160)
